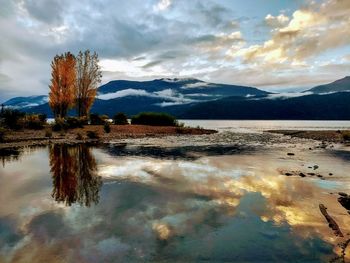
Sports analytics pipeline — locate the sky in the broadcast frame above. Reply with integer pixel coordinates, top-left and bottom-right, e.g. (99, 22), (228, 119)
(0, 0), (350, 101)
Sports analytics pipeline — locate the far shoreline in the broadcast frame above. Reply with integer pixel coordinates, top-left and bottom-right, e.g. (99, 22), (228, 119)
(267, 130), (350, 144)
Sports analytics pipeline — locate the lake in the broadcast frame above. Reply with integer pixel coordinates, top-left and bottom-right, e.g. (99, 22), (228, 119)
(181, 120), (350, 133)
(1, 124), (350, 262)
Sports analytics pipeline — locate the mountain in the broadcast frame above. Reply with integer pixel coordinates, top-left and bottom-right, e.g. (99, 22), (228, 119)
(3, 77), (350, 120)
(97, 78), (268, 102)
(181, 92), (350, 120)
(3, 95), (48, 108)
(98, 78), (267, 96)
(4, 78), (269, 117)
(306, 76), (350, 94)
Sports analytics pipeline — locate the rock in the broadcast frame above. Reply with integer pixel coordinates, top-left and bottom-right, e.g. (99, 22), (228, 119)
(299, 173), (306, 177)
(338, 194), (350, 211)
(317, 174), (323, 178)
(339, 192), (348, 197)
(285, 172), (293, 176)
(287, 153), (295, 156)
(329, 173), (333, 176)
(313, 165), (319, 170)
(307, 173), (315, 176)
(319, 204), (344, 237)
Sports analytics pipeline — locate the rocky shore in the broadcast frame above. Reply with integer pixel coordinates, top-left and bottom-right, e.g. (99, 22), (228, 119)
(267, 130), (350, 143)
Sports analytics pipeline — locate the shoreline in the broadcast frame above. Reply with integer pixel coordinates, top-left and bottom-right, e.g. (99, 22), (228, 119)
(0, 125), (216, 150)
(267, 130), (350, 144)
(1, 126), (350, 151)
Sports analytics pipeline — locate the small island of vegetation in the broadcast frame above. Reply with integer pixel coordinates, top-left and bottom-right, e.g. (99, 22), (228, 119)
(0, 50), (216, 149)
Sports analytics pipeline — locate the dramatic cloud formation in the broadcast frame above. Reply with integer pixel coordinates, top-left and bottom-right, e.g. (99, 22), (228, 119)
(0, 0), (349, 100)
(228, 0), (350, 82)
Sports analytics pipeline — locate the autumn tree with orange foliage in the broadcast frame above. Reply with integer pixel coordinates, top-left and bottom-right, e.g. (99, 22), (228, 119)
(49, 52), (76, 118)
(75, 50), (102, 117)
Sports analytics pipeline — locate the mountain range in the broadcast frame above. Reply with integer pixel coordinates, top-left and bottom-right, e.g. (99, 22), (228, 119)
(305, 76), (350, 94)
(2, 76), (350, 120)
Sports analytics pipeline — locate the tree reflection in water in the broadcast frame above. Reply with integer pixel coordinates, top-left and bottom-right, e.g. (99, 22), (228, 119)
(49, 144), (102, 206)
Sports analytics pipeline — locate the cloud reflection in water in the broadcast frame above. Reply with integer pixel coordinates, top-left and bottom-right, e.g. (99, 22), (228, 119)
(1, 146), (350, 262)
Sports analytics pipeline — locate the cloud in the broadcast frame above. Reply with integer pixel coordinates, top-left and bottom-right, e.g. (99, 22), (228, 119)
(97, 87), (195, 106)
(0, 0), (349, 101)
(230, 1), (350, 65)
(97, 89), (151, 100)
(265, 14), (289, 28)
(153, 0), (172, 11)
(183, 81), (210, 88)
(21, 0), (68, 25)
(266, 91), (313, 100)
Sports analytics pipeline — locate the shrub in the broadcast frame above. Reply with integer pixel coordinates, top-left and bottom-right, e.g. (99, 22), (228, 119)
(86, 130), (99, 139)
(0, 127), (6, 142)
(51, 117), (87, 130)
(104, 122), (111, 133)
(78, 116), (89, 125)
(76, 132), (83, 140)
(90, 113), (109, 125)
(175, 127), (186, 134)
(45, 128), (52, 138)
(24, 115), (45, 130)
(100, 115), (109, 121)
(66, 117), (84, 129)
(178, 122), (185, 128)
(131, 112), (178, 126)
(38, 114), (47, 123)
(52, 118), (68, 131)
(1, 109), (25, 130)
(113, 112), (128, 125)
(342, 132), (350, 141)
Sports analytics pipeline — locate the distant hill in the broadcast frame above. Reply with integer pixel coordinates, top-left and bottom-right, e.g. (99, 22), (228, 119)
(97, 78), (268, 100)
(306, 76), (350, 94)
(4, 77), (350, 120)
(5, 78), (269, 117)
(181, 92), (350, 120)
(3, 95), (48, 108)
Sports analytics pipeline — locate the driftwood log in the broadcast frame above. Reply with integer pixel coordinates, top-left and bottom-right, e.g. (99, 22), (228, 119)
(319, 204), (344, 237)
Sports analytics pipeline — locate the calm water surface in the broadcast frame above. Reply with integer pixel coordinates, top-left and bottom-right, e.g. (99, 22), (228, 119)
(181, 120), (350, 133)
(1, 142), (350, 262)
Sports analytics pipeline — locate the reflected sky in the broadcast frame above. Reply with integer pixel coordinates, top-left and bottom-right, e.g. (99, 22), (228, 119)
(0, 145), (350, 262)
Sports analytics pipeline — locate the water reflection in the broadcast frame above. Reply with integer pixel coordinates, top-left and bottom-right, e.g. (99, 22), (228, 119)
(49, 144), (102, 206)
(1, 145), (350, 262)
(0, 148), (21, 167)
